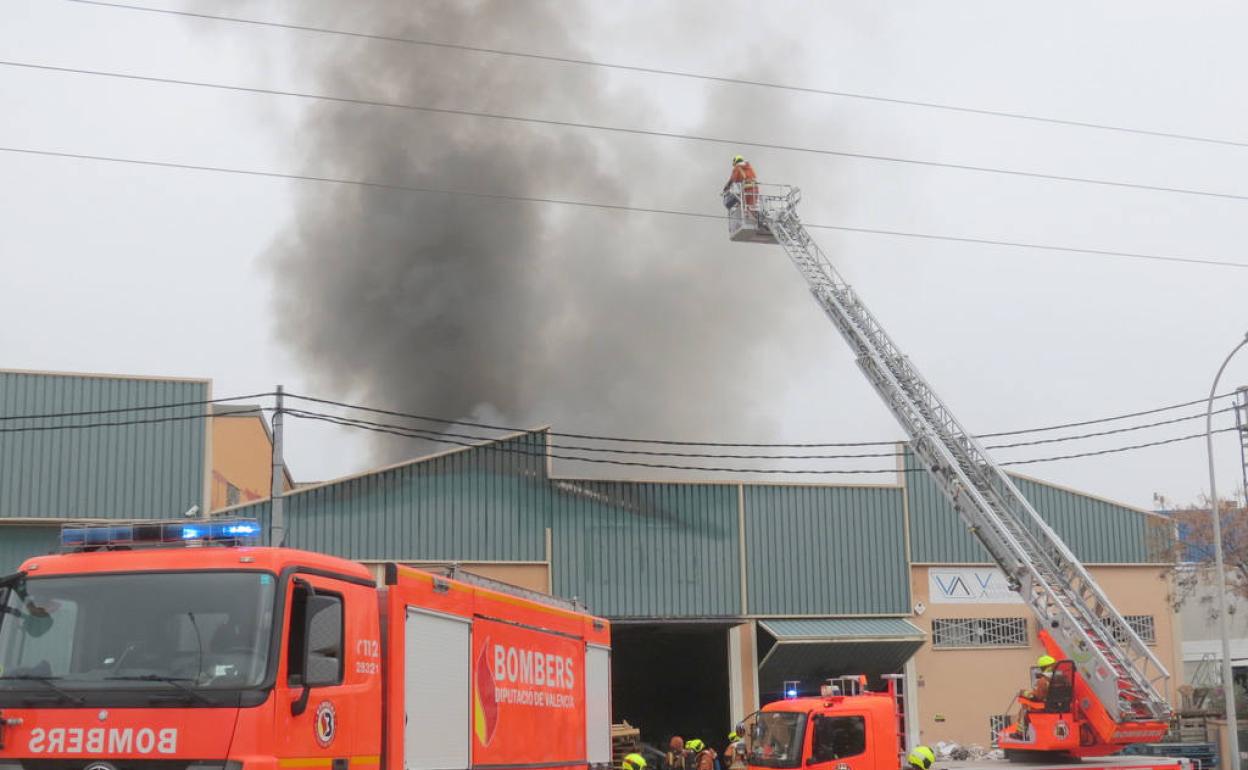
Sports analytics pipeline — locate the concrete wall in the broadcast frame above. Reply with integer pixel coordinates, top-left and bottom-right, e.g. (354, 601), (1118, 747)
(908, 564), (1179, 747)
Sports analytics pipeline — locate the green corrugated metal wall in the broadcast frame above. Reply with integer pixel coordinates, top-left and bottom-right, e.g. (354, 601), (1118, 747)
(551, 480), (740, 617)
(0, 526), (61, 573)
(904, 449), (1163, 564)
(224, 436), (1160, 617)
(0, 371), (208, 520)
(228, 433), (549, 562)
(745, 485), (909, 615)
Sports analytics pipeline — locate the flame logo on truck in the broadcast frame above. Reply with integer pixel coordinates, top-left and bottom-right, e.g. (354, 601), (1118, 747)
(473, 638), (500, 746)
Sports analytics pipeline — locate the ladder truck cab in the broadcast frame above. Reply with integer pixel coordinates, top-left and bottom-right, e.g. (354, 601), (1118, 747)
(746, 679), (1188, 770)
(0, 521), (613, 770)
(724, 180), (1173, 761)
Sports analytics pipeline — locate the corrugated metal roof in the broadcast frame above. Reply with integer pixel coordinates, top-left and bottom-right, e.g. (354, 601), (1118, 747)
(760, 618), (924, 640)
(904, 449), (1164, 564)
(745, 485), (910, 616)
(0, 525), (61, 573)
(0, 371), (208, 520)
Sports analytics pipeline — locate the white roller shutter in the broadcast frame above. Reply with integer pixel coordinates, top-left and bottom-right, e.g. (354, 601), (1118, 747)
(585, 644), (612, 766)
(405, 608), (472, 770)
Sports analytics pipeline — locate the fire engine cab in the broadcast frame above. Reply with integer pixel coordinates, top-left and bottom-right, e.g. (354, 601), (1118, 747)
(0, 520), (612, 770)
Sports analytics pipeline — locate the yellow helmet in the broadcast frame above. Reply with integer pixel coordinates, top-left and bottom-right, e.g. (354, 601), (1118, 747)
(907, 746), (936, 770)
(733, 155), (745, 164)
(728, 732), (740, 742)
(623, 754), (647, 770)
(686, 739), (706, 753)
(1037, 655), (1057, 669)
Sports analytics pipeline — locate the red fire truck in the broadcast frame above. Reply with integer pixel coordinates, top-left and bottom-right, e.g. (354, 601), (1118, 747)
(745, 678), (1188, 770)
(0, 520), (613, 770)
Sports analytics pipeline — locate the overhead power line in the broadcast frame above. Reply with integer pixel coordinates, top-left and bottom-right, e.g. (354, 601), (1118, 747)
(0, 391), (274, 421)
(7, 59), (1248, 206)
(285, 407), (1242, 475)
(0, 407), (271, 434)
(286, 391), (1237, 450)
(281, 405), (1238, 462)
(281, 407), (903, 461)
(3, 145), (1246, 270)
(65, 0), (1248, 150)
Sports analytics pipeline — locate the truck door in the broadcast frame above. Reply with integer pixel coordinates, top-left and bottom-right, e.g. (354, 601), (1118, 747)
(275, 573), (382, 769)
(808, 713), (871, 770)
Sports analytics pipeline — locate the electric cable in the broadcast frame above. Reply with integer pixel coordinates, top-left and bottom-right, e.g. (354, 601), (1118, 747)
(3, 144), (1245, 270)
(280, 404), (1238, 459)
(284, 406), (1242, 474)
(63, 0), (1248, 150)
(0, 391), (274, 421)
(983, 405), (1237, 450)
(281, 407), (902, 461)
(6, 59), (1248, 205)
(285, 408), (920, 475)
(285, 391), (1237, 450)
(0, 406), (271, 434)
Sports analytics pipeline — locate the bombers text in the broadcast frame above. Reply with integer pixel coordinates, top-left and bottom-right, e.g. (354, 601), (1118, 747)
(28, 727), (178, 755)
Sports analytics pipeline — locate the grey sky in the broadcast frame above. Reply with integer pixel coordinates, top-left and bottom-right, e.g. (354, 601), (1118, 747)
(2, 0), (1246, 510)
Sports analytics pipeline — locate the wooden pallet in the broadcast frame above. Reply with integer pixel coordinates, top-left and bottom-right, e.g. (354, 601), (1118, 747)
(613, 722), (640, 766)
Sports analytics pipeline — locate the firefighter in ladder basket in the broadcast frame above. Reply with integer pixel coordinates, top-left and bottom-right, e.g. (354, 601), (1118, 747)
(723, 155), (759, 215)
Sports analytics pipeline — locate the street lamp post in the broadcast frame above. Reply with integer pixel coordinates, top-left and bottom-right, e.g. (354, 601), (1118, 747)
(1207, 332), (1248, 770)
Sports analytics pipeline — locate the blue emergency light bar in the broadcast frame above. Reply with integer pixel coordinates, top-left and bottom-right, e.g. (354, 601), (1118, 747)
(60, 519), (262, 550)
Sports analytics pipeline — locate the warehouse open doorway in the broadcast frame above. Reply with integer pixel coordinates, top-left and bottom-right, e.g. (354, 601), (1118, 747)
(611, 622), (733, 750)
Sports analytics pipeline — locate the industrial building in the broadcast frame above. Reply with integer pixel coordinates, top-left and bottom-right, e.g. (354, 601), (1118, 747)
(0, 368), (1179, 749)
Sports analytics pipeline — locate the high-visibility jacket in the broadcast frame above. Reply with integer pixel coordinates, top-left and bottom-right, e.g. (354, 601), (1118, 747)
(729, 161), (757, 187)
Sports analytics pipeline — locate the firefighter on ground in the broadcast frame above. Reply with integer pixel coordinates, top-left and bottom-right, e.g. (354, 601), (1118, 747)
(907, 746), (936, 770)
(686, 738), (718, 770)
(664, 736), (688, 770)
(723, 155), (759, 213)
(623, 753), (647, 770)
(725, 729), (747, 770)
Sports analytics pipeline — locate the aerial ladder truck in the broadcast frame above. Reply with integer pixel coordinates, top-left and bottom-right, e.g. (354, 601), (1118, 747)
(724, 183), (1172, 762)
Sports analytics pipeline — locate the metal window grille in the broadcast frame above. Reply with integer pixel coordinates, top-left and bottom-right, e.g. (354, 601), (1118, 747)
(1102, 615), (1156, 645)
(931, 617), (1028, 648)
(989, 714), (1012, 748)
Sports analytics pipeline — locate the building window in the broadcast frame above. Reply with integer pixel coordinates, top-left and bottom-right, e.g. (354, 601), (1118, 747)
(226, 482), (241, 507)
(931, 617), (1028, 648)
(988, 714), (1011, 747)
(1103, 615), (1156, 645)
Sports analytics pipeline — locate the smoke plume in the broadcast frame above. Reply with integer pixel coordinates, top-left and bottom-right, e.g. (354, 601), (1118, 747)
(269, 1), (815, 472)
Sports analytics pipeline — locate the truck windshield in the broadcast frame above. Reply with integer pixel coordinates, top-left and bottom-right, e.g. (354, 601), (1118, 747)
(0, 571), (276, 697)
(749, 711), (806, 769)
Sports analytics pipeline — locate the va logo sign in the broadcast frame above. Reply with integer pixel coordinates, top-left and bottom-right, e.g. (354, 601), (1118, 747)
(929, 568), (1021, 604)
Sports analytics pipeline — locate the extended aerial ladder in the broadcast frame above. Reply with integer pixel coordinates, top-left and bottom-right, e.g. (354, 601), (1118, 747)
(724, 183), (1171, 754)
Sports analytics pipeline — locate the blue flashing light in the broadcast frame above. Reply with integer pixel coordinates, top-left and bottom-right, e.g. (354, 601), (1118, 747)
(211, 521), (261, 539)
(60, 519), (262, 550)
(786, 689), (798, 699)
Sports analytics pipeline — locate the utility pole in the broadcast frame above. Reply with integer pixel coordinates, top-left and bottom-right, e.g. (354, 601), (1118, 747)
(270, 385), (285, 547)
(1207, 334), (1248, 770)
(1235, 387), (1248, 505)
